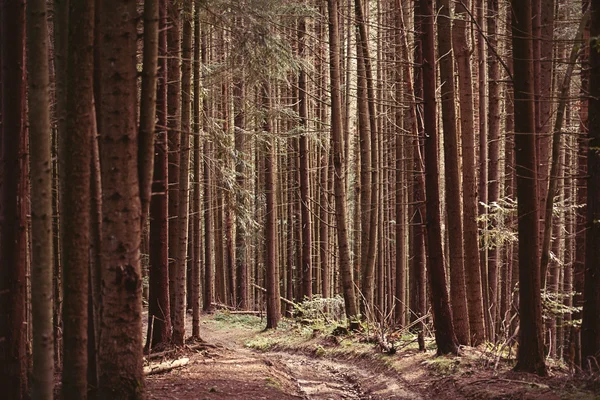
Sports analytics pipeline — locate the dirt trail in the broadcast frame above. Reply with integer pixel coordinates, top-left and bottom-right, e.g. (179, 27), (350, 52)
(146, 316), (424, 400)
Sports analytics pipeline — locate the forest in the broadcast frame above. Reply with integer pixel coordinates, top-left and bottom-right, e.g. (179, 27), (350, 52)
(0, 0), (599, 398)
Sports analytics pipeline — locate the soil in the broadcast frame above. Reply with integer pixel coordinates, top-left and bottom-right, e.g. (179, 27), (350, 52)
(145, 313), (600, 400)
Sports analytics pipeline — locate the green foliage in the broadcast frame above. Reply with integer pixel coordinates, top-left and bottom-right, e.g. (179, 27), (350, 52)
(478, 197), (518, 250)
(541, 289), (582, 325)
(294, 295), (346, 322)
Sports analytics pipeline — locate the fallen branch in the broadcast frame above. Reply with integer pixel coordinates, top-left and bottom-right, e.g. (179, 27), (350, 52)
(211, 302), (235, 310)
(226, 310), (263, 315)
(146, 343), (216, 360)
(252, 283), (297, 308)
(144, 357), (190, 375)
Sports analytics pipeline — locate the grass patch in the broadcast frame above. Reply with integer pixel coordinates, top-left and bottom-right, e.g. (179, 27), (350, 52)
(264, 377), (281, 389)
(423, 356), (461, 376)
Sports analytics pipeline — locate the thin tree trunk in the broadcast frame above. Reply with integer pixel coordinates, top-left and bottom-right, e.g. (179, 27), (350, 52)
(486, 0), (500, 339)
(146, 0), (171, 349)
(262, 83), (281, 329)
(192, 0), (202, 334)
(138, 0), (159, 227)
(453, 0), (487, 345)
(436, 0), (470, 345)
(167, 0), (181, 324)
(60, 0), (95, 396)
(201, 28), (214, 313)
(327, 0), (358, 319)
(172, 0), (193, 346)
(298, 12), (313, 301)
(27, 0), (55, 395)
(420, 0), (459, 355)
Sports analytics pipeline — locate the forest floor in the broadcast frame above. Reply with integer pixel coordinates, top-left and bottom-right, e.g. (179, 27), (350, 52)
(144, 312), (600, 399)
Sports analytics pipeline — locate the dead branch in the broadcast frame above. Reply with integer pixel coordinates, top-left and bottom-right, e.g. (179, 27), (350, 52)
(144, 357), (190, 375)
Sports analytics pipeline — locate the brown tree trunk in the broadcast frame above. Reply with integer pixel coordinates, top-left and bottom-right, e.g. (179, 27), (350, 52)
(201, 28), (214, 313)
(487, 0), (501, 339)
(167, 0), (181, 324)
(146, 0), (171, 349)
(298, 13), (313, 301)
(172, 0), (193, 346)
(262, 83), (281, 329)
(327, 0), (358, 319)
(192, 3), (202, 330)
(420, 0), (459, 355)
(453, 1), (487, 345)
(97, 0), (145, 395)
(511, 0), (547, 376)
(234, 77), (248, 310)
(355, 0), (379, 316)
(138, 0), (159, 227)
(60, 0), (95, 396)
(27, 0), (55, 395)
(0, 1), (28, 397)
(436, 0), (470, 345)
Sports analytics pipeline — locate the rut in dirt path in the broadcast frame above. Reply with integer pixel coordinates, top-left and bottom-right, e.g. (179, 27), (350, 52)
(268, 351), (422, 400)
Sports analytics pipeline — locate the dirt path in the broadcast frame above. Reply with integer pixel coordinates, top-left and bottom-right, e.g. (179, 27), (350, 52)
(146, 315), (423, 399)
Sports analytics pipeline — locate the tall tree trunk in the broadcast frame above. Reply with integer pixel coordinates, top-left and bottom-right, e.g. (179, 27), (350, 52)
(60, 0), (95, 396)
(167, 0), (181, 324)
(201, 28), (214, 313)
(298, 12), (313, 301)
(453, 0), (487, 345)
(97, 0), (145, 395)
(582, 0), (600, 371)
(146, 0), (171, 349)
(262, 83), (281, 329)
(420, 0), (459, 355)
(192, 0), (202, 333)
(138, 0), (159, 227)
(0, 0), (28, 398)
(327, 0), (358, 319)
(355, 0), (379, 316)
(172, 0), (193, 346)
(52, 0), (69, 371)
(234, 77), (248, 309)
(27, 0), (55, 395)
(436, 0), (470, 345)
(511, 0), (547, 376)
(486, 0), (501, 339)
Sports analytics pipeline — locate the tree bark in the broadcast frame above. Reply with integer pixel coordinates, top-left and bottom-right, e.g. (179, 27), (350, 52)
(60, 0), (95, 396)
(511, 0), (547, 376)
(327, 0), (358, 319)
(146, 0), (171, 349)
(453, 0), (487, 345)
(97, 0), (145, 395)
(0, 1), (28, 397)
(172, 0), (193, 346)
(420, 0), (459, 355)
(138, 0), (159, 227)
(436, 0), (470, 345)
(262, 83), (281, 329)
(27, 0), (55, 395)
(167, 0), (181, 324)
(298, 12), (313, 301)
